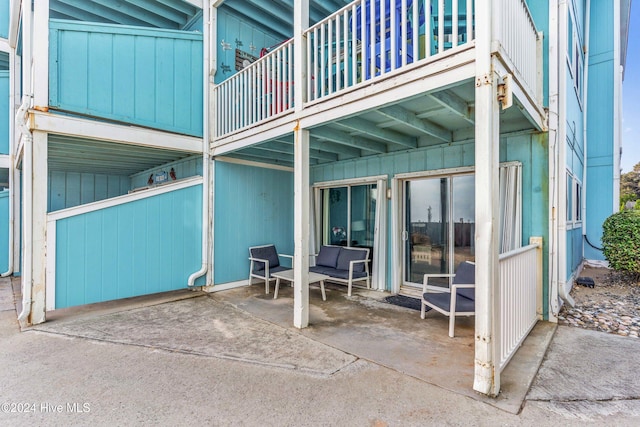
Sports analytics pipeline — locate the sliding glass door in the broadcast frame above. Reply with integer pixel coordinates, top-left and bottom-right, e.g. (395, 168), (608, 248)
(321, 184), (377, 248)
(403, 174), (475, 289)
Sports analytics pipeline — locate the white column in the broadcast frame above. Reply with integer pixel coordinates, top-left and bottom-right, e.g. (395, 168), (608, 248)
(293, 126), (310, 328)
(30, 130), (48, 324)
(32, 0), (49, 108)
(473, 0), (500, 397)
(293, 0), (310, 328)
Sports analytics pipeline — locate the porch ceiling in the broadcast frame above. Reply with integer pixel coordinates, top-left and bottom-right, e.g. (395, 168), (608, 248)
(48, 135), (193, 177)
(222, 79), (536, 168)
(222, 0), (354, 40)
(48, 0), (201, 30)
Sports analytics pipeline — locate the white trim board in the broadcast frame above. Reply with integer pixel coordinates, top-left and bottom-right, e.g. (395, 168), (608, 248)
(30, 111), (204, 153)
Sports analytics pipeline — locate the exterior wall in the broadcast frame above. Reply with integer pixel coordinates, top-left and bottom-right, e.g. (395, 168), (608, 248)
(49, 20), (203, 136)
(584, 0), (616, 261)
(129, 156), (203, 190)
(566, 227), (583, 280)
(0, 0), (8, 39)
(0, 70), (8, 154)
(0, 189), (8, 273)
(213, 161), (294, 285)
(213, 7), (281, 84)
(526, 0), (550, 105)
(48, 171), (130, 212)
(53, 184), (203, 309)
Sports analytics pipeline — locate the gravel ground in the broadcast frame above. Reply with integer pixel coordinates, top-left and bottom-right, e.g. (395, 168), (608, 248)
(558, 266), (640, 338)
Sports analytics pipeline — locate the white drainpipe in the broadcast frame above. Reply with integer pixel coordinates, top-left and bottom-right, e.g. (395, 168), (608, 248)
(581, 0), (590, 240)
(1, 49), (16, 277)
(16, 96), (32, 325)
(188, 0), (211, 287)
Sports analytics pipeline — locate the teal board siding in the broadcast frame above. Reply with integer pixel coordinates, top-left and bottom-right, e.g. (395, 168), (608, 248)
(214, 8), (280, 84)
(129, 156), (202, 190)
(566, 227), (583, 280)
(584, 1), (615, 261)
(48, 171), (131, 212)
(54, 184), (203, 309)
(0, 0), (8, 39)
(0, 70), (8, 154)
(49, 20), (203, 137)
(214, 161), (294, 284)
(0, 189), (8, 273)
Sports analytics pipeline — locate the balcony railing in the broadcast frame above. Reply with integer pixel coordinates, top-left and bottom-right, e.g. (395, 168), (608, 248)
(213, 39), (294, 138)
(495, 0), (541, 102)
(305, 0), (475, 102)
(49, 20), (203, 137)
(497, 239), (542, 371)
(213, 0), (543, 140)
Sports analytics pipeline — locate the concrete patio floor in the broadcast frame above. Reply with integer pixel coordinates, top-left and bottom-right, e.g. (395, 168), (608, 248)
(29, 280), (556, 414)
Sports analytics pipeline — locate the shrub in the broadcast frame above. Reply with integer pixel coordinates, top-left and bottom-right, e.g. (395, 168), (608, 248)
(602, 210), (640, 278)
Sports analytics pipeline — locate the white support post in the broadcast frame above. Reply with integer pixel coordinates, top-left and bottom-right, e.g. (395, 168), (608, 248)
(293, 125), (310, 328)
(30, 130), (48, 324)
(293, 0), (310, 329)
(32, 0), (49, 109)
(473, 0), (500, 397)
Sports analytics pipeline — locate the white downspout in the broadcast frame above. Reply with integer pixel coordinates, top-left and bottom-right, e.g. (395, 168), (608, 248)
(581, 0), (590, 239)
(16, 96), (32, 325)
(8, 0), (21, 48)
(612, 0), (621, 212)
(188, 0), (211, 287)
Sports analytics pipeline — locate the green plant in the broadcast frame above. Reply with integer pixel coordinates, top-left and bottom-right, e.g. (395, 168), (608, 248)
(602, 210), (640, 279)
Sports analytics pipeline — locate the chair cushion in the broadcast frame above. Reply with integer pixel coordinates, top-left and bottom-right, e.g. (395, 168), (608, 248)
(336, 248), (367, 272)
(452, 261), (475, 300)
(316, 245), (341, 268)
(423, 293), (475, 313)
(250, 245), (280, 271)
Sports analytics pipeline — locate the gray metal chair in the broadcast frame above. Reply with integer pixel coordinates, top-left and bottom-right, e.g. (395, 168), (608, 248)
(248, 244), (293, 294)
(421, 261), (475, 337)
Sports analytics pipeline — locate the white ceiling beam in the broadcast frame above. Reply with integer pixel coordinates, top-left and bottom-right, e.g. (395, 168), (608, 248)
(31, 111), (203, 153)
(336, 117), (418, 148)
(313, 127), (387, 153)
(378, 105), (452, 143)
(429, 90), (474, 124)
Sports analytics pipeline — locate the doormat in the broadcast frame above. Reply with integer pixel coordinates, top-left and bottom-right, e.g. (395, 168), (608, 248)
(384, 295), (427, 312)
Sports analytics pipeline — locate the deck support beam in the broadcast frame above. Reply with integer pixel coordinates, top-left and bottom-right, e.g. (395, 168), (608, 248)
(293, 0), (310, 329)
(30, 130), (48, 325)
(473, 0), (500, 397)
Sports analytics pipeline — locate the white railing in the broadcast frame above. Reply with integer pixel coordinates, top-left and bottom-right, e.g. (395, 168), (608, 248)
(495, 0), (540, 102)
(213, 39), (294, 137)
(497, 239), (541, 371)
(305, 0), (475, 102)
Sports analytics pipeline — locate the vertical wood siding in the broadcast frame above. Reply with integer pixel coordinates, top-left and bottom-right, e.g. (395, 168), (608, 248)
(54, 184), (203, 308)
(129, 156), (202, 190)
(49, 20), (203, 136)
(0, 189), (8, 273)
(214, 161), (294, 284)
(0, 0), (8, 39)
(48, 171), (131, 212)
(0, 71), (8, 154)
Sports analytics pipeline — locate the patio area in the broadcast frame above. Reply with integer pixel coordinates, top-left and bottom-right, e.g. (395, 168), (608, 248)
(26, 278), (555, 414)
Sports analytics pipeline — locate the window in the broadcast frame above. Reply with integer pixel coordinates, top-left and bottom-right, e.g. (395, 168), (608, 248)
(566, 171), (582, 225)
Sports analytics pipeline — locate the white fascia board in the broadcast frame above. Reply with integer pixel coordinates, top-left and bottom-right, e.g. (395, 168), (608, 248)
(30, 111), (203, 153)
(0, 39), (9, 52)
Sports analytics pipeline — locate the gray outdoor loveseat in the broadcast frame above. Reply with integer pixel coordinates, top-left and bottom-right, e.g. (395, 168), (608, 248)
(310, 245), (370, 296)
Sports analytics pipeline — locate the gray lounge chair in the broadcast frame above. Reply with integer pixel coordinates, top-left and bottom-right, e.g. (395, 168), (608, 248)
(421, 261), (475, 337)
(248, 244), (293, 294)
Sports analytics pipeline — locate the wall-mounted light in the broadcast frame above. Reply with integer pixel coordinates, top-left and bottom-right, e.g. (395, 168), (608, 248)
(386, 188), (392, 199)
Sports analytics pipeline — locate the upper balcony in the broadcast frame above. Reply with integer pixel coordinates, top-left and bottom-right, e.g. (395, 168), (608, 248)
(44, 0), (204, 138)
(213, 0), (545, 161)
